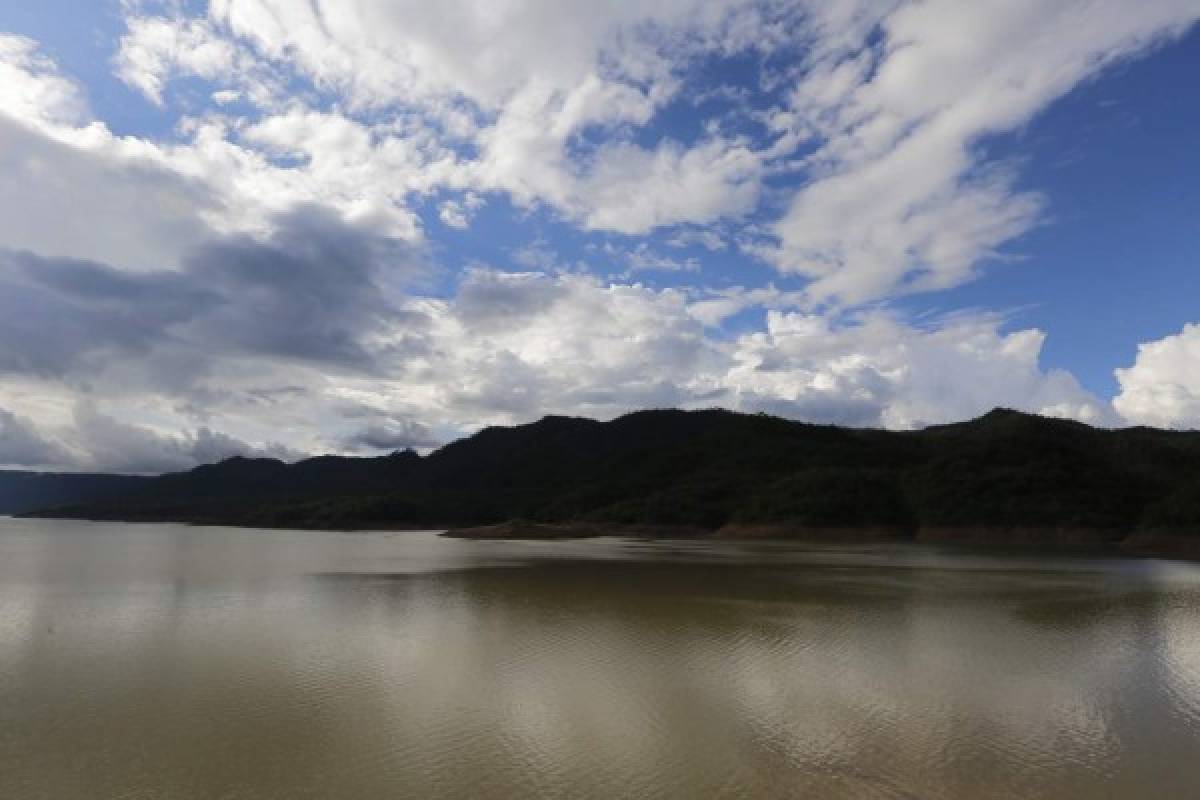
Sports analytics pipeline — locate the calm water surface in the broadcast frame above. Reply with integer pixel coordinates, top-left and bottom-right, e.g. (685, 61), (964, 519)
(3, 517), (1200, 798)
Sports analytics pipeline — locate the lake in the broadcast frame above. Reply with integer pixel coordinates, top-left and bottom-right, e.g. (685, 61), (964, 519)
(2, 517), (1200, 798)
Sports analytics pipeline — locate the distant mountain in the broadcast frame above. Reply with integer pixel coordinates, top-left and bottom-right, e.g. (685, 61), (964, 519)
(15, 408), (1200, 555)
(0, 471), (150, 516)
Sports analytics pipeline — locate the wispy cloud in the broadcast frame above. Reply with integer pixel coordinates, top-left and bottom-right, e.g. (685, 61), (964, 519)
(766, 0), (1199, 305)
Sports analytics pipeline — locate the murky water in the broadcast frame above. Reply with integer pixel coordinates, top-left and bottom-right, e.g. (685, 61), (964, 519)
(2, 517), (1200, 798)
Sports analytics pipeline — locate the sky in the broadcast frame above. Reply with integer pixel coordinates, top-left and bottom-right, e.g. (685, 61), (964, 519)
(0, 0), (1199, 473)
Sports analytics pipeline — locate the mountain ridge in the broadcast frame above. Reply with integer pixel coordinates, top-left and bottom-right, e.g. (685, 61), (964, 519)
(8, 407), (1200, 556)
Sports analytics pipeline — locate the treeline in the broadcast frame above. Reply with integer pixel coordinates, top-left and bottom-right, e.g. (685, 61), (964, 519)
(0, 471), (149, 515)
(17, 408), (1200, 549)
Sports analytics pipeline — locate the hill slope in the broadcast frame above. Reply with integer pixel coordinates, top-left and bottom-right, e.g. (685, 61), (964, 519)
(16, 408), (1200, 553)
(0, 471), (150, 515)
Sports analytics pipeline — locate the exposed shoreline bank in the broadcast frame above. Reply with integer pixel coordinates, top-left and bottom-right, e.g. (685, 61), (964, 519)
(15, 511), (1200, 559)
(443, 519), (1200, 559)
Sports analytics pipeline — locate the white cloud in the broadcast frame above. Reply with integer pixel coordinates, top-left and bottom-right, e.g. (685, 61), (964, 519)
(97, 1), (1199, 266)
(110, 2), (785, 236)
(438, 192), (483, 229)
(421, 269), (719, 419)
(0, 393), (298, 473)
(622, 243), (700, 274)
(204, 0), (752, 110)
(0, 244), (1112, 470)
(343, 416), (441, 452)
(0, 4), (1191, 472)
(0, 36), (434, 265)
(0, 113), (218, 270)
(723, 309), (1109, 428)
(352, 269), (1109, 433)
(569, 137), (763, 234)
(685, 285), (804, 327)
(116, 15), (240, 105)
(768, 0), (1200, 304)
(15, 3), (1198, 281)
(0, 407), (72, 469)
(667, 229), (727, 251)
(1114, 323), (1200, 429)
(0, 34), (88, 127)
(211, 89), (242, 105)
(70, 401), (299, 474)
(0, 34), (218, 269)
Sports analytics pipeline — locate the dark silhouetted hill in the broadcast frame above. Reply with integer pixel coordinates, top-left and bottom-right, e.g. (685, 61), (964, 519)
(15, 408), (1200, 554)
(0, 471), (150, 516)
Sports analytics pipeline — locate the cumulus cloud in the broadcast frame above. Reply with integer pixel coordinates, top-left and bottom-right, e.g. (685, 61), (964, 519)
(722, 310), (1110, 428)
(1114, 323), (1200, 429)
(16, 3), (1192, 284)
(70, 401), (299, 474)
(0, 34), (88, 126)
(0, 249), (209, 378)
(197, 0), (772, 111)
(344, 417), (441, 453)
(0, 4), (1190, 471)
(0, 78), (217, 269)
(0, 206), (422, 379)
(438, 192), (483, 229)
(0, 34), (427, 264)
(116, 15), (241, 106)
(0, 407), (71, 469)
(0, 245), (1109, 469)
(108, 1), (782, 236)
(350, 270), (1109, 431)
(176, 205), (425, 367)
(0, 400), (295, 474)
(427, 270), (719, 418)
(0, 203), (440, 469)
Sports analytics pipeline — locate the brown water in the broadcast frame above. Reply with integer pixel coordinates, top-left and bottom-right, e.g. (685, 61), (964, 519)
(2, 518), (1200, 798)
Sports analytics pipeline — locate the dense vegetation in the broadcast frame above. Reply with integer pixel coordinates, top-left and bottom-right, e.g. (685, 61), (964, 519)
(10, 408), (1200, 552)
(0, 471), (149, 515)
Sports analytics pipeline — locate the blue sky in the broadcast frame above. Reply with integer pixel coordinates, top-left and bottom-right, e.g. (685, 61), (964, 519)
(906, 29), (1200, 398)
(0, 1), (1199, 472)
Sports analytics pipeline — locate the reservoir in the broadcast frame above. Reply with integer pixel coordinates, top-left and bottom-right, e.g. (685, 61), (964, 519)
(2, 517), (1199, 798)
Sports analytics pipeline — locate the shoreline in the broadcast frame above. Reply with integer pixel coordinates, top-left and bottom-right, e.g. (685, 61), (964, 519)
(443, 520), (1200, 559)
(15, 513), (1200, 560)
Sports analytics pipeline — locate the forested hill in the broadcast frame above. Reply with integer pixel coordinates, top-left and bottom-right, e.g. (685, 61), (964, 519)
(12, 408), (1200, 552)
(0, 471), (150, 516)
